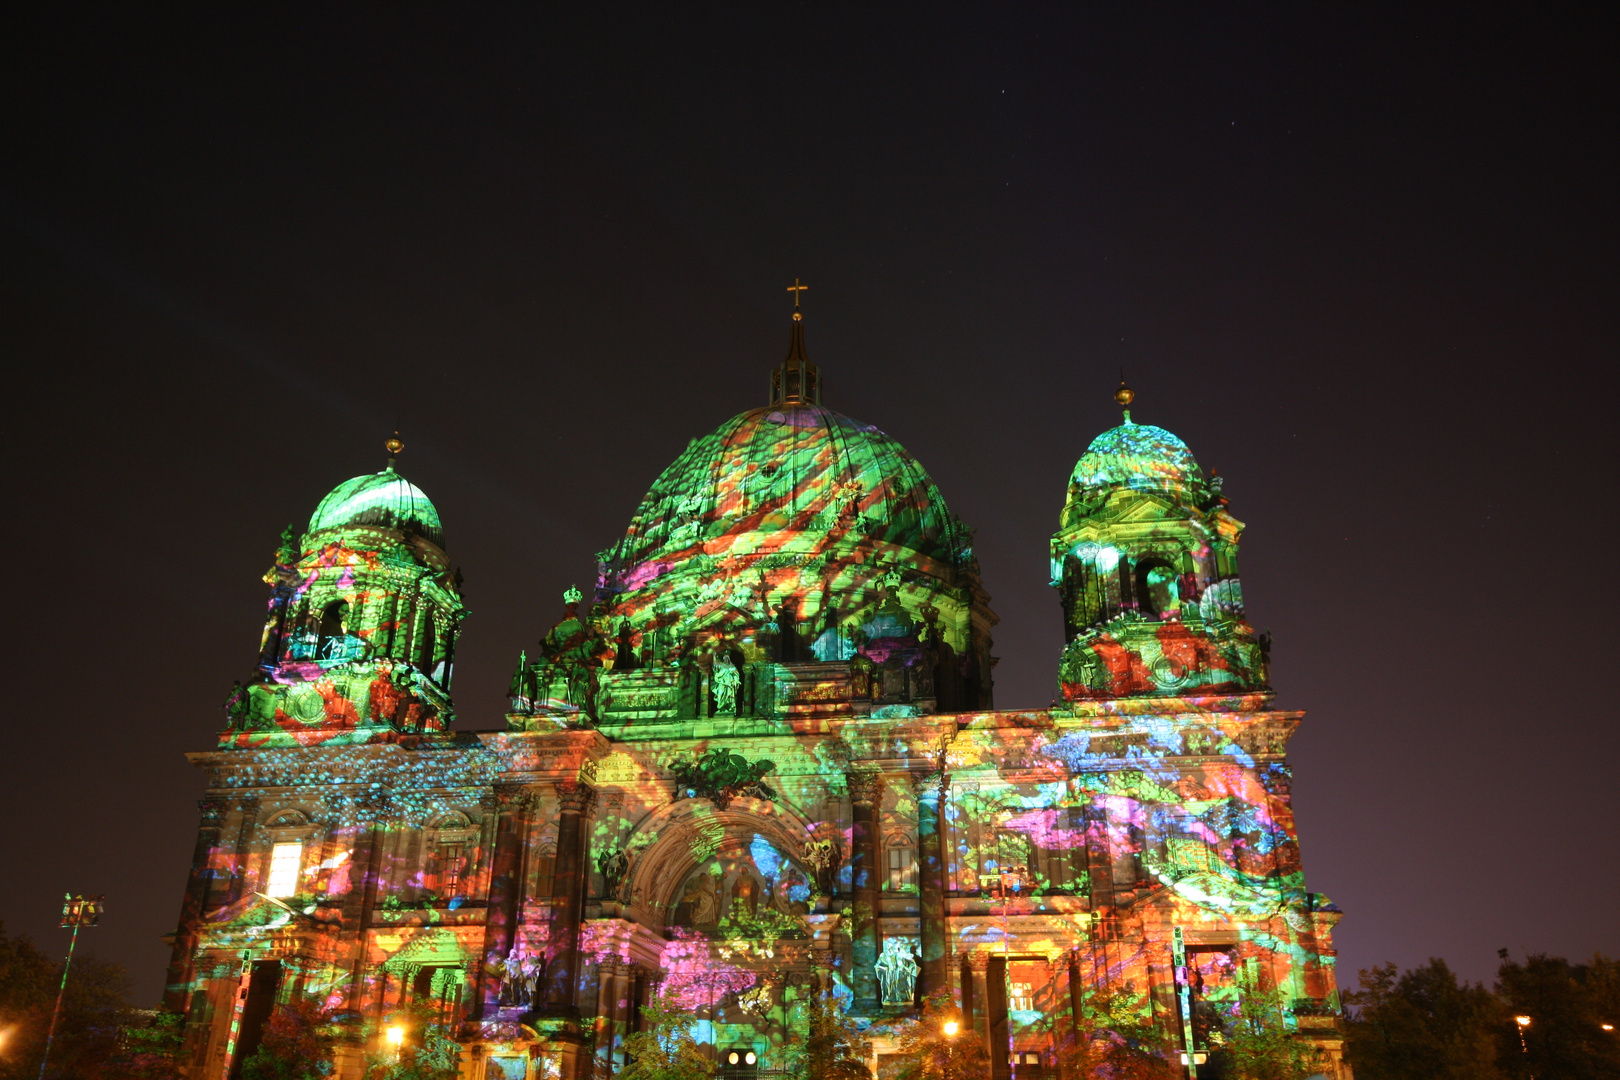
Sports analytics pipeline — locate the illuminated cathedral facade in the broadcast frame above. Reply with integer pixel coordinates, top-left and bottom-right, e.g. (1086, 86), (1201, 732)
(164, 302), (1349, 1078)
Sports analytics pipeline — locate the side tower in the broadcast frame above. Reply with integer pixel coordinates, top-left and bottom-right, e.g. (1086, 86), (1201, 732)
(1053, 383), (1265, 701)
(231, 437), (465, 745)
(1039, 385), (1347, 1075)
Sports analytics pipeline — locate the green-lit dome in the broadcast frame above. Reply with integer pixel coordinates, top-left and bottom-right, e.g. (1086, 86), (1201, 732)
(308, 467), (445, 547)
(1071, 421), (1203, 499)
(610, 402), (963, 570)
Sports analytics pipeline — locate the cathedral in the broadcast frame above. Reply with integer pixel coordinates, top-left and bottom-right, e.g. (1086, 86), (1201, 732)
(164, 297), (1349, 1078)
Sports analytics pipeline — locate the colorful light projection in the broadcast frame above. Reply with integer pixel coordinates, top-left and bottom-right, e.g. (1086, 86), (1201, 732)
(222, 445), (465, 749)
(509, 320), (998, 729)
(1052, 400), (1269, 701)
(169, 344), (1345, 1078)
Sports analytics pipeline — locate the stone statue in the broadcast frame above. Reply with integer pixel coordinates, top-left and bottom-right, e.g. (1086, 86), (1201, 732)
(597, 847), (630, 897)
(875, 937), (920, 1006)
(222, 680), (249, 726)
(803, 837), (841, 897)
(712, 654), (741, 714)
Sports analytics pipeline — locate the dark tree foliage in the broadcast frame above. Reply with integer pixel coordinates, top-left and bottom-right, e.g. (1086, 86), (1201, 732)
(617, 991), (716, 1080)
(239, 997), (337, 1080)
(0, 923), (135, 1080)
(1057, 984), (1179, 1080)
(888, 993), (990, 1080)
(108, 1008), (186, 1079)
(782, 986), (870, 1080)
(1495, 953), (1620, 1080)
(1343, 959), (1507, 1079)
(363, 1002), (461, 1080)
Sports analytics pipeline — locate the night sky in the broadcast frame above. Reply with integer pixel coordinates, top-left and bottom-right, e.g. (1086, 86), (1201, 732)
(4, 8), (1615, 1005)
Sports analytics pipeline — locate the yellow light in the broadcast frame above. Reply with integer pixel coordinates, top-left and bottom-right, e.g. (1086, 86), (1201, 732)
(387, 1025), (405, 1045)
(1603, 1023), (1615, 1032)
(942, 1020), (960, 1037)
(1515, 1015), (1532, 1027)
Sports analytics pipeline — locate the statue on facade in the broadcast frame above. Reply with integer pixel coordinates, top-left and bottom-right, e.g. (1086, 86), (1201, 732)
(222, 680), (250, 727)
(712, 654), (741, 714)
(803, 836), (842, 897)
(875, 937), (919, 1006)
(597, 847), (630, 898)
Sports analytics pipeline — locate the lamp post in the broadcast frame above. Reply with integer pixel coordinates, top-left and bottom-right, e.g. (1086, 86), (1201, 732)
(38, 894), (103, 1080)
(1514, 1015), (1532, 1079)
(386, 1024), (405, 1063)
(942, 1018), (958, 1077)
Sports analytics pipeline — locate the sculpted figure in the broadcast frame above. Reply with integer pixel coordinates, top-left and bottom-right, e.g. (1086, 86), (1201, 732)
(712, 654), (741, 714)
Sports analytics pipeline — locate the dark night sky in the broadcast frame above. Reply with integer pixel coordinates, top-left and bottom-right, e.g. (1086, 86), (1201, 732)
(4, 7), (1615, 1005)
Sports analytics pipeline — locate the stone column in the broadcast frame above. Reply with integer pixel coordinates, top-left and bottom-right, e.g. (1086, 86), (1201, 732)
(542, 781), (596, 1015)
(967, 952), (993, 1060)
(162, 798), (229, 1012)
(912, 771), (948, 999)
(847, 770), (882, 1013)
(477, 786), (534, 1015)
(223, 796), (261, 906)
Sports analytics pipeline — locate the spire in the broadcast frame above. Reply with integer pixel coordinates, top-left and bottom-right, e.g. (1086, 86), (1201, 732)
(1114, 378), (1135, 425)
(769, 278), (821, 405)
(385, 431), (404, 472)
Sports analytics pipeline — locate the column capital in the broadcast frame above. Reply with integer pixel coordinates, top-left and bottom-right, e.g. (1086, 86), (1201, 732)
(492, 784), (538, 812)
(197, 797), (230, 825)
(555, 781), (597, 815)
(846, 770), (882, 808)
(909, 770), (948, 797)
(967, 952), (991, 973)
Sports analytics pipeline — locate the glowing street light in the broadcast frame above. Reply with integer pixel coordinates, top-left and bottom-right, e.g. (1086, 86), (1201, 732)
(942, 1020), (960, 1038)
(38, 895), (103, 1080)
(386, 1024), (405, 1061)
(1515, 1015), (1532, 1027)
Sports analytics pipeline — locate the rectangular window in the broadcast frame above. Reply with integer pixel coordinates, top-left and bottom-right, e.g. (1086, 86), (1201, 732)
(437, 842), (464, 896)
(267, 842), (302, 898)
(887, 846), (913, 891)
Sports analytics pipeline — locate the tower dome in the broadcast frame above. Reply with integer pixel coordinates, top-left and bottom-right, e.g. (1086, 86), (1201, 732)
(308, 465), (445, 548)
(1070, 421), (1204, 501)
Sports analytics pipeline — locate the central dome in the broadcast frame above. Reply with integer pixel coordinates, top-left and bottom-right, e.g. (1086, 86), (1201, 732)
(609, 402), (959, 570)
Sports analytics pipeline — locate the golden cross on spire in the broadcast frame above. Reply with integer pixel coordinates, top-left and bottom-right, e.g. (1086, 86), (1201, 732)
(787, 278), (808, 308)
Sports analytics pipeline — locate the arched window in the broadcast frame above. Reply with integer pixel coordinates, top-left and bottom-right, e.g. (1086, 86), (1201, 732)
(885, 834), (915, 892)
(417, 609), (436, 674)
(318, 600), (349, 658)
(1135, 559), (1180, 619)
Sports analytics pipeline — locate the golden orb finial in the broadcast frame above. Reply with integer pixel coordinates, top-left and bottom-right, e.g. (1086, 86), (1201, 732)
(1114, 381), (1135, 407)
(385, 432), (404, 456)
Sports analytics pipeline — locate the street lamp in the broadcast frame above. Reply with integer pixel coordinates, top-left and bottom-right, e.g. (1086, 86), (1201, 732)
(38, 895), (103, 1080)
(387, 1024), (405, 1062)
(943, 1020), (960, 1038)
(1514, 1015), (1532, 1079)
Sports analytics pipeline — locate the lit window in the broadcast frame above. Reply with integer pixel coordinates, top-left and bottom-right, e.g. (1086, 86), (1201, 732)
(887, 846), (914, 891)
(1009, 981), (1035, 1012)
(267, 842), (302, 898)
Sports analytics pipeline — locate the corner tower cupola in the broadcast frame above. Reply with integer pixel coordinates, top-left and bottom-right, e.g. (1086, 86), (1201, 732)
(768, 278), (821, 405)
(1052, 384), (1267, 702)
(225, 434), (466, 747)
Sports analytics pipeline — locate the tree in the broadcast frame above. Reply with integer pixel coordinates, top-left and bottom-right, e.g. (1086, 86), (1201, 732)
(781, 985), (870, 1080)
(364, 1002), (461, 1080)
(1057, 983), (1178, 1080)
(109, 1008), (187, 1079)
(239, 997), (337, 1080)
(887, 993), (989, 1080)
(1343, 959), (1507, 1080)
(1217, 976), (1328, 1080)
(616, 990), (716, 1080)
(0, 922), (134, 1080)
(1495, 953), (1620, 1080)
